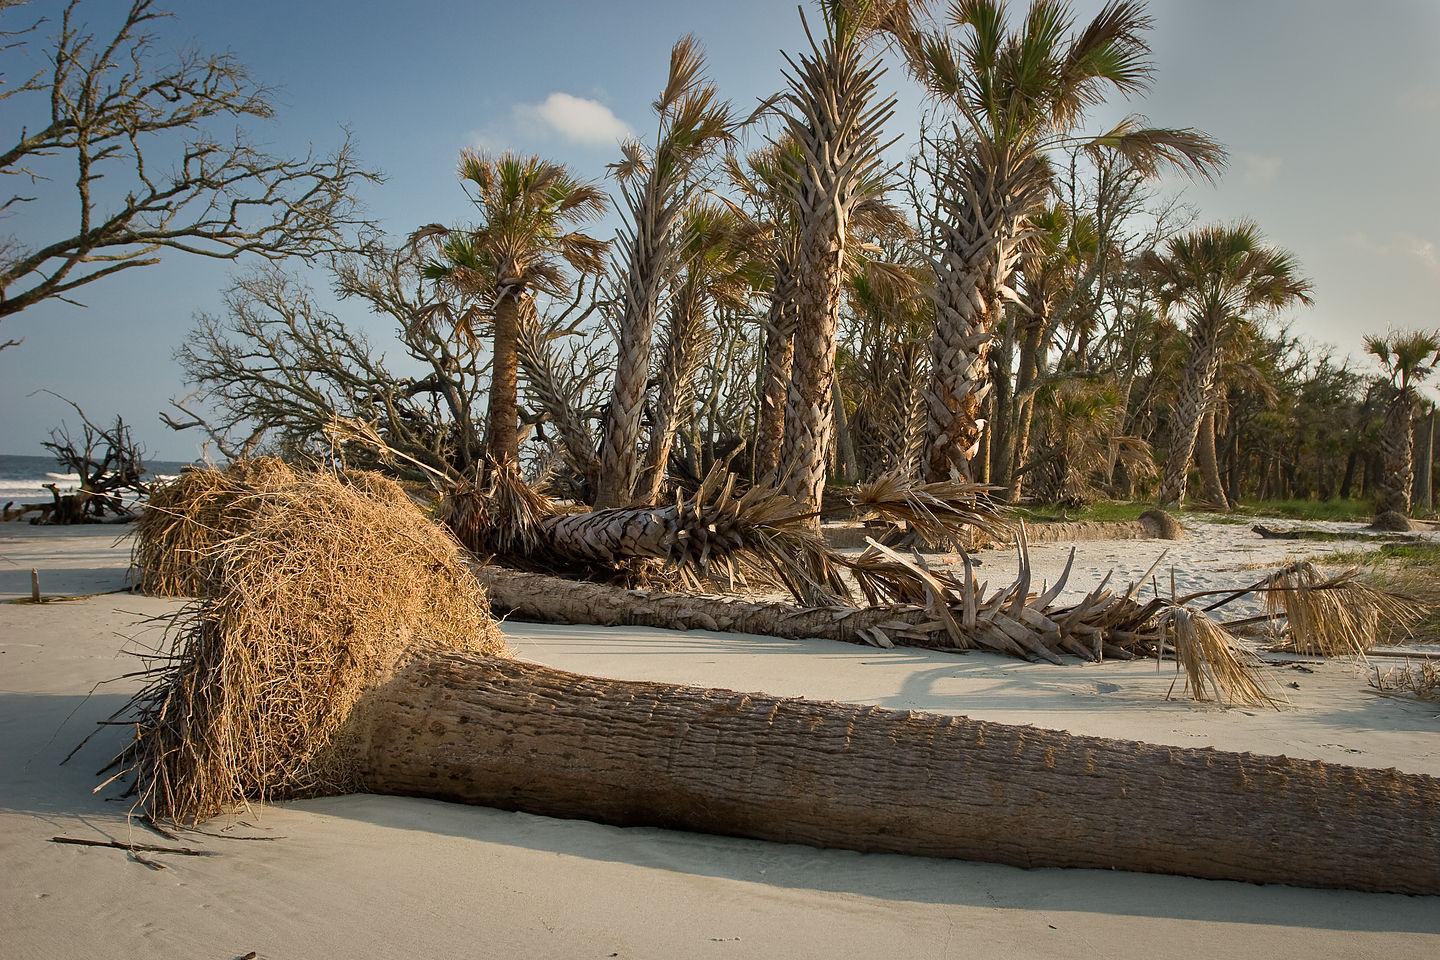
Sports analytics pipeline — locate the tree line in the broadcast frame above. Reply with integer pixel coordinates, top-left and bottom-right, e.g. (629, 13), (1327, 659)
(6, 0), (1437, 520)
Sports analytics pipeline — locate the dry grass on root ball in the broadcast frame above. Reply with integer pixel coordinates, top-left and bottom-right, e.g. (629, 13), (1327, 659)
(130, 459), (416, 597)
(115, 469), (507, 824)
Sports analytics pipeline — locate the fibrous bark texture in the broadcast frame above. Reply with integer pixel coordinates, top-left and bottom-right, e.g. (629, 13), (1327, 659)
(754, 256), (798, 483)
(775, 15), (895, 514)
(349, 653), (1440, 895)
(1159, 324), (1224, 505)
(924, 145), (1047, 482)
(1377, 394), (1414, 516)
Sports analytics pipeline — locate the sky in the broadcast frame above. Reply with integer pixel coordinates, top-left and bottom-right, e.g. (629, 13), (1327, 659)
(1, 0), (1437, 460)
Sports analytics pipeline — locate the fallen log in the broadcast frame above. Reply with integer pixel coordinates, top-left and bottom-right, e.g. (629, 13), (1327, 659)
(348, 653), (1440, 896)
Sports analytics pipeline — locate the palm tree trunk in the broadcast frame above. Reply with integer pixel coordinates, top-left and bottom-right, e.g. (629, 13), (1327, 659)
(1412, 404), (1433, 512)
(1005, 322), (1044, 501)
(1158, 326), (1223, 506)
(924, 257), (998, 483)
(831, 379), (859, 485)
(923, 149), (1044, 484)
(485, 291), (527, 464)
(596, 178), (677, 508)
(778, 203), (845, 513)
(1193, 407), (1229, 509)
(754, 264), (798, 483)
(1376, 391), (1415, 516)
(351, 652), (1440, 895)
(638, 282), (709, 504)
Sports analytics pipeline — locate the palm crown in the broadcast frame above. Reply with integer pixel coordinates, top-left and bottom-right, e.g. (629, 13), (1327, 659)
(1143, 221), (1314, 334)
(423, 151), (608, 303)
(893, 0), (1223, 176)
(1364, 330), (1440, 395)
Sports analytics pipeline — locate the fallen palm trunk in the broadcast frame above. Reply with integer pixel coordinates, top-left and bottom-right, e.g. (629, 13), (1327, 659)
(472, 557), (1178, 665)
(117, 467), (1440, 894)
(349, 653), (1440, 896)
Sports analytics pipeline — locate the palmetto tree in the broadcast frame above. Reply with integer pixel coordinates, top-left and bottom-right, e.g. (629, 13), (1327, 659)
(420, 152), (607, 465)
(888, 0), (1223, 482)
(594, 36), (736, 508)
(773, 0), (904, 516)
(1142, 222), (1312, 506)
(1364, 329), (1440, 516)
(636, 201), (758, 504)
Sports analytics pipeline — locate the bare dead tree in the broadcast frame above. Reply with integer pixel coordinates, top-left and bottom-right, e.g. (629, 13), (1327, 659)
(38, 391), (150, 519)
(171, 264), (479, 479)
(0, 0), (378, 322)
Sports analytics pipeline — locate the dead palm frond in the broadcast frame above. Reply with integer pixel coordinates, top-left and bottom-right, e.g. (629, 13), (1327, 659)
(1262, 561), (1425, 657)
(846, 471), (1009, 545)
(1157, 605), (1279, 707)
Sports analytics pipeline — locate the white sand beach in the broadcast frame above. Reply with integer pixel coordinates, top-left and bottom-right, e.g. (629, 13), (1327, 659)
(2, 521), (1437, 959)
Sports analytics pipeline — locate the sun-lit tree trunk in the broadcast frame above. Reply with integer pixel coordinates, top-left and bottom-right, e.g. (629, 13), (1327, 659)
(774, 11), (895, 518)
(923, 146), (1045, 483)
(595, 38), (732, 509)
(485, 289), (527, 463)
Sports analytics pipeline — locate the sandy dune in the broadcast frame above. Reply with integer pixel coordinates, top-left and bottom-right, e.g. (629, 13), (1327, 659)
(2, 521), (1437, 958)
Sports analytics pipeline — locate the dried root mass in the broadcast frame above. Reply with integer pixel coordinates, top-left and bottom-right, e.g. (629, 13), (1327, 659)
(117, 469), (506, 824)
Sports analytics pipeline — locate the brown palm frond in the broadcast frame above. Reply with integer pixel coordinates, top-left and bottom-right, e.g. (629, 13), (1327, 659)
(1157, 606), (1280, 708)
(1263, 561), (1426, 657)
(847, 471), (1009, 545)
(436, 460), (559, 558)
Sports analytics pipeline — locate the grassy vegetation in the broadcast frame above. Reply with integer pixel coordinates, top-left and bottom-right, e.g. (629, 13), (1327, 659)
(1230, 499), (1377, 522)
(1010, 498), (1381, 525)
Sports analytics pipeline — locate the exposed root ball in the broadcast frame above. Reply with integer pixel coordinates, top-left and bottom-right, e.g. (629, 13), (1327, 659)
(131, 460), (417, 596)
(124, 470), (508, 824)
(1138, 508), (1185, 540)
(1369, 510), (1412, 532)
(130, 458), (301, 596)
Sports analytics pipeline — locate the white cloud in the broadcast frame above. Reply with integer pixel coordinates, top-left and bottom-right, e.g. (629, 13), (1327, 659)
(1349, 231), (1440, 274)
(1240, 153), (1282, 186)
(521, 93), (632, 146)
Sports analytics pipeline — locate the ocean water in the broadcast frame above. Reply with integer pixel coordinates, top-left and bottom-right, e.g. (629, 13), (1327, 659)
(0, 453), (197, 505)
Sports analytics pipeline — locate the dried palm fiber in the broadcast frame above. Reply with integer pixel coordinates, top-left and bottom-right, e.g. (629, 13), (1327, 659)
(130, 457), (300, 596)
(1263, 561), (1424, 656)
(1154, 606), (1279, 707)
(436, 458), (559, 557)
(335, 467), (417, 507)
(116, 469), (507, 824)
(1371, 660), (1440, 703)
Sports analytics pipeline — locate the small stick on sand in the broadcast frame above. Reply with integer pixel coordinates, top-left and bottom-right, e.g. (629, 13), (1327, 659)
(49, 836), (217, 857)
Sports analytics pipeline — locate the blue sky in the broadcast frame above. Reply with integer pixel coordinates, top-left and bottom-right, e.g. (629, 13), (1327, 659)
(1, 0), (1437, 459)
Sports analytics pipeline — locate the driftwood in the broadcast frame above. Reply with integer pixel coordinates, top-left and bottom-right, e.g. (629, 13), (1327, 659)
(348, 653), (1440, 896)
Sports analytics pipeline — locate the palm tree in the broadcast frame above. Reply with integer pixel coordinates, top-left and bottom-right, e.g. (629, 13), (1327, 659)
(999, 200), (1101, 498)
(594, 37), (736, 508)
(774, 0), (900, 516)
(1364, 329), (1440, 516)
(420, 152), (608, 465)
(724, 142), (805, 485)
(1143, 222), (1312, 506)
(636, 201), (757, 504)
(887, 0), (1224, 482)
